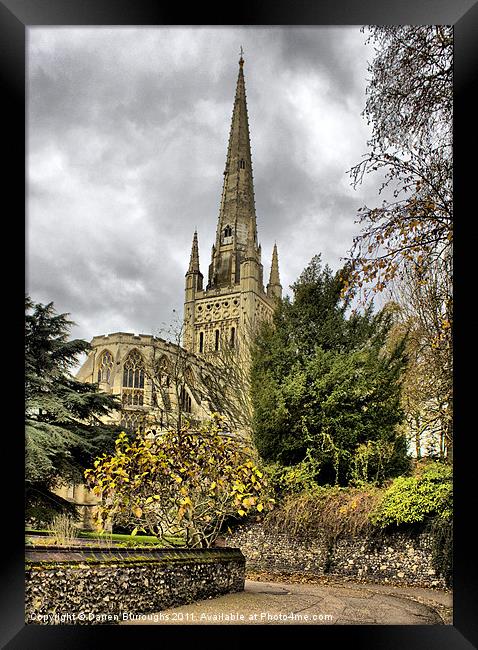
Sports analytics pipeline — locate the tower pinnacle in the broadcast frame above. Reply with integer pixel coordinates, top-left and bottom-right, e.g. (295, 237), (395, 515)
(267, 243), (282, 300)
(188, 230), (200, 273)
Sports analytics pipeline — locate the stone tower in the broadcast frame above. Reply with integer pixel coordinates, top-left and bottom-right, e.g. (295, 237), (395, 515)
(183, 54), (282, 356)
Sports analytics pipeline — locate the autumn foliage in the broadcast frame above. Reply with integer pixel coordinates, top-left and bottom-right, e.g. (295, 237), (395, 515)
(347, 26), (452, 298)
(85, 415), (272, 547)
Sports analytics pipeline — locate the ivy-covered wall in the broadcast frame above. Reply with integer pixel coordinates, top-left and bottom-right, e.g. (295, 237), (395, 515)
(26, 547), (245, 625)
(224, 523), (447, 589)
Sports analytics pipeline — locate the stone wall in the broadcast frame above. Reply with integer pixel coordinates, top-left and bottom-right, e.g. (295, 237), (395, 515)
(26, 547), (245, 625)
(224, 523), (446, 589)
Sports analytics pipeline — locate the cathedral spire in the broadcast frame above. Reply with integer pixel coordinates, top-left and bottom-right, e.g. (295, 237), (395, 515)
(183, 56), (281, 357)
(208, 54), (259, 289)
(267, 243), (282, 300)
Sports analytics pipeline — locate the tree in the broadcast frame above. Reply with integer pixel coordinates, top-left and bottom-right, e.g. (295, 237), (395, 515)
(346, 26), (452, 299)
(25, 296), (121, 521)
(85, 416), (272, 547)
(196, 319), (257, 440)
(346, 26), (453, 460)
(251, 257), (409, 485)
(144, 315), (255, 441)
(144, 317), (208, 434)
(386, 258), (452, 459)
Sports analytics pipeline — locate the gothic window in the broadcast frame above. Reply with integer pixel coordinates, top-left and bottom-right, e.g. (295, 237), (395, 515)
(215, 329), (220, 352)
(230, 327), (236, 349)
(152, 356), (171, 410)
(155, 356), (171, 387)
(120, 411), (145, 434)
(180, 385), (192, 413)
(97, 350), (113, 383)
(184, 367), (195, 388)
(122, 350), (145, 406)
(199, 331), (204, 353)
(222, 224), (233, 246)
(239, 159), (246, 169)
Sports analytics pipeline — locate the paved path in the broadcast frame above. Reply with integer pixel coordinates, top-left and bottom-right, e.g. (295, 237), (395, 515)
(121, 579), (452, 626)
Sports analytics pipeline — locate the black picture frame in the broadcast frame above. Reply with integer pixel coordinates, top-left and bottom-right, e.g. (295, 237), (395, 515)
(4, 0), (476, 647)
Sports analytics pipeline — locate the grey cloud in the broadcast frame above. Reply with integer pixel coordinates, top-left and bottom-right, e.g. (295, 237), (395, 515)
(27, 26), (379, 343)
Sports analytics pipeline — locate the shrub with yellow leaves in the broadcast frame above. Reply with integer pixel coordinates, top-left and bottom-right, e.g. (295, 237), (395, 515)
(85, 414), (273, 548)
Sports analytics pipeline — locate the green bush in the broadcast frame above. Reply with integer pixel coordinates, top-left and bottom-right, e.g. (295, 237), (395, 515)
(370, 461), (452, 528)
(350, 439), (411, 487)
(264, 452), (324, 496)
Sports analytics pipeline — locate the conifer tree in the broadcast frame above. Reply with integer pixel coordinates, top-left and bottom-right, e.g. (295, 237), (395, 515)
(251, 256), (409, 485)
(25, 296), (121, 521)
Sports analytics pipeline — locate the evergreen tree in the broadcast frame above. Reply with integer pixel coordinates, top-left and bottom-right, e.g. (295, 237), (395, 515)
(251, 256), (409, 485)
(25, 296), (121, 522)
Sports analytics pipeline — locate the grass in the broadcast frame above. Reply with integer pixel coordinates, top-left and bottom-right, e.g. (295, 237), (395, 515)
(25, 528), (184, 547)
(79, 531), (163, 546)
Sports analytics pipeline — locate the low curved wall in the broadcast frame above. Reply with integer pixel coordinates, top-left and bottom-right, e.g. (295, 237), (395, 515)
(224, 523), (447, 589)
(25, 546), (245, 625)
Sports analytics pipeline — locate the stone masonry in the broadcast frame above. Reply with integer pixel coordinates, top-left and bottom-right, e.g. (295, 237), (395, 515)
(224, 522), (447, 589)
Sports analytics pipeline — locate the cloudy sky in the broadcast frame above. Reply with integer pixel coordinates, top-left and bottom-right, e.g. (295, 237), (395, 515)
(27, 26), (382, 346)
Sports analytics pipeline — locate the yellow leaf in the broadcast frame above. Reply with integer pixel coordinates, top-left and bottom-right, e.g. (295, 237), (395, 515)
(257, 503), (264, 512)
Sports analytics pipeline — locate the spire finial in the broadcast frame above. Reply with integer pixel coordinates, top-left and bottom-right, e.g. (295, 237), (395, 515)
(239, 45), (244, 67)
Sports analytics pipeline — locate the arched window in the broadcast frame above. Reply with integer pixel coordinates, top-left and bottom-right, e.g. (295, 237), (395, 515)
(120, 411), (145, 434)
(199, 331), (204, 353)
(215, 329), (220, 351)
(155, 356), (171, 387)
(223, 225), (232, 238)
(180, 385), (192, 414)
(184, 367), (195, 388)
(97, 350), (113, 383)
(123, 350), (144, 388)
(239, 159), (246, 169)
(122, 350), (145, 406)
(230, 327), (236, 349)
(152, 356), (171, 410)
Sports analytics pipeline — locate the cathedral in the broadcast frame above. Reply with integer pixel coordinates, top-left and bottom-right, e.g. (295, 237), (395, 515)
(73, 53), (281, 466)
